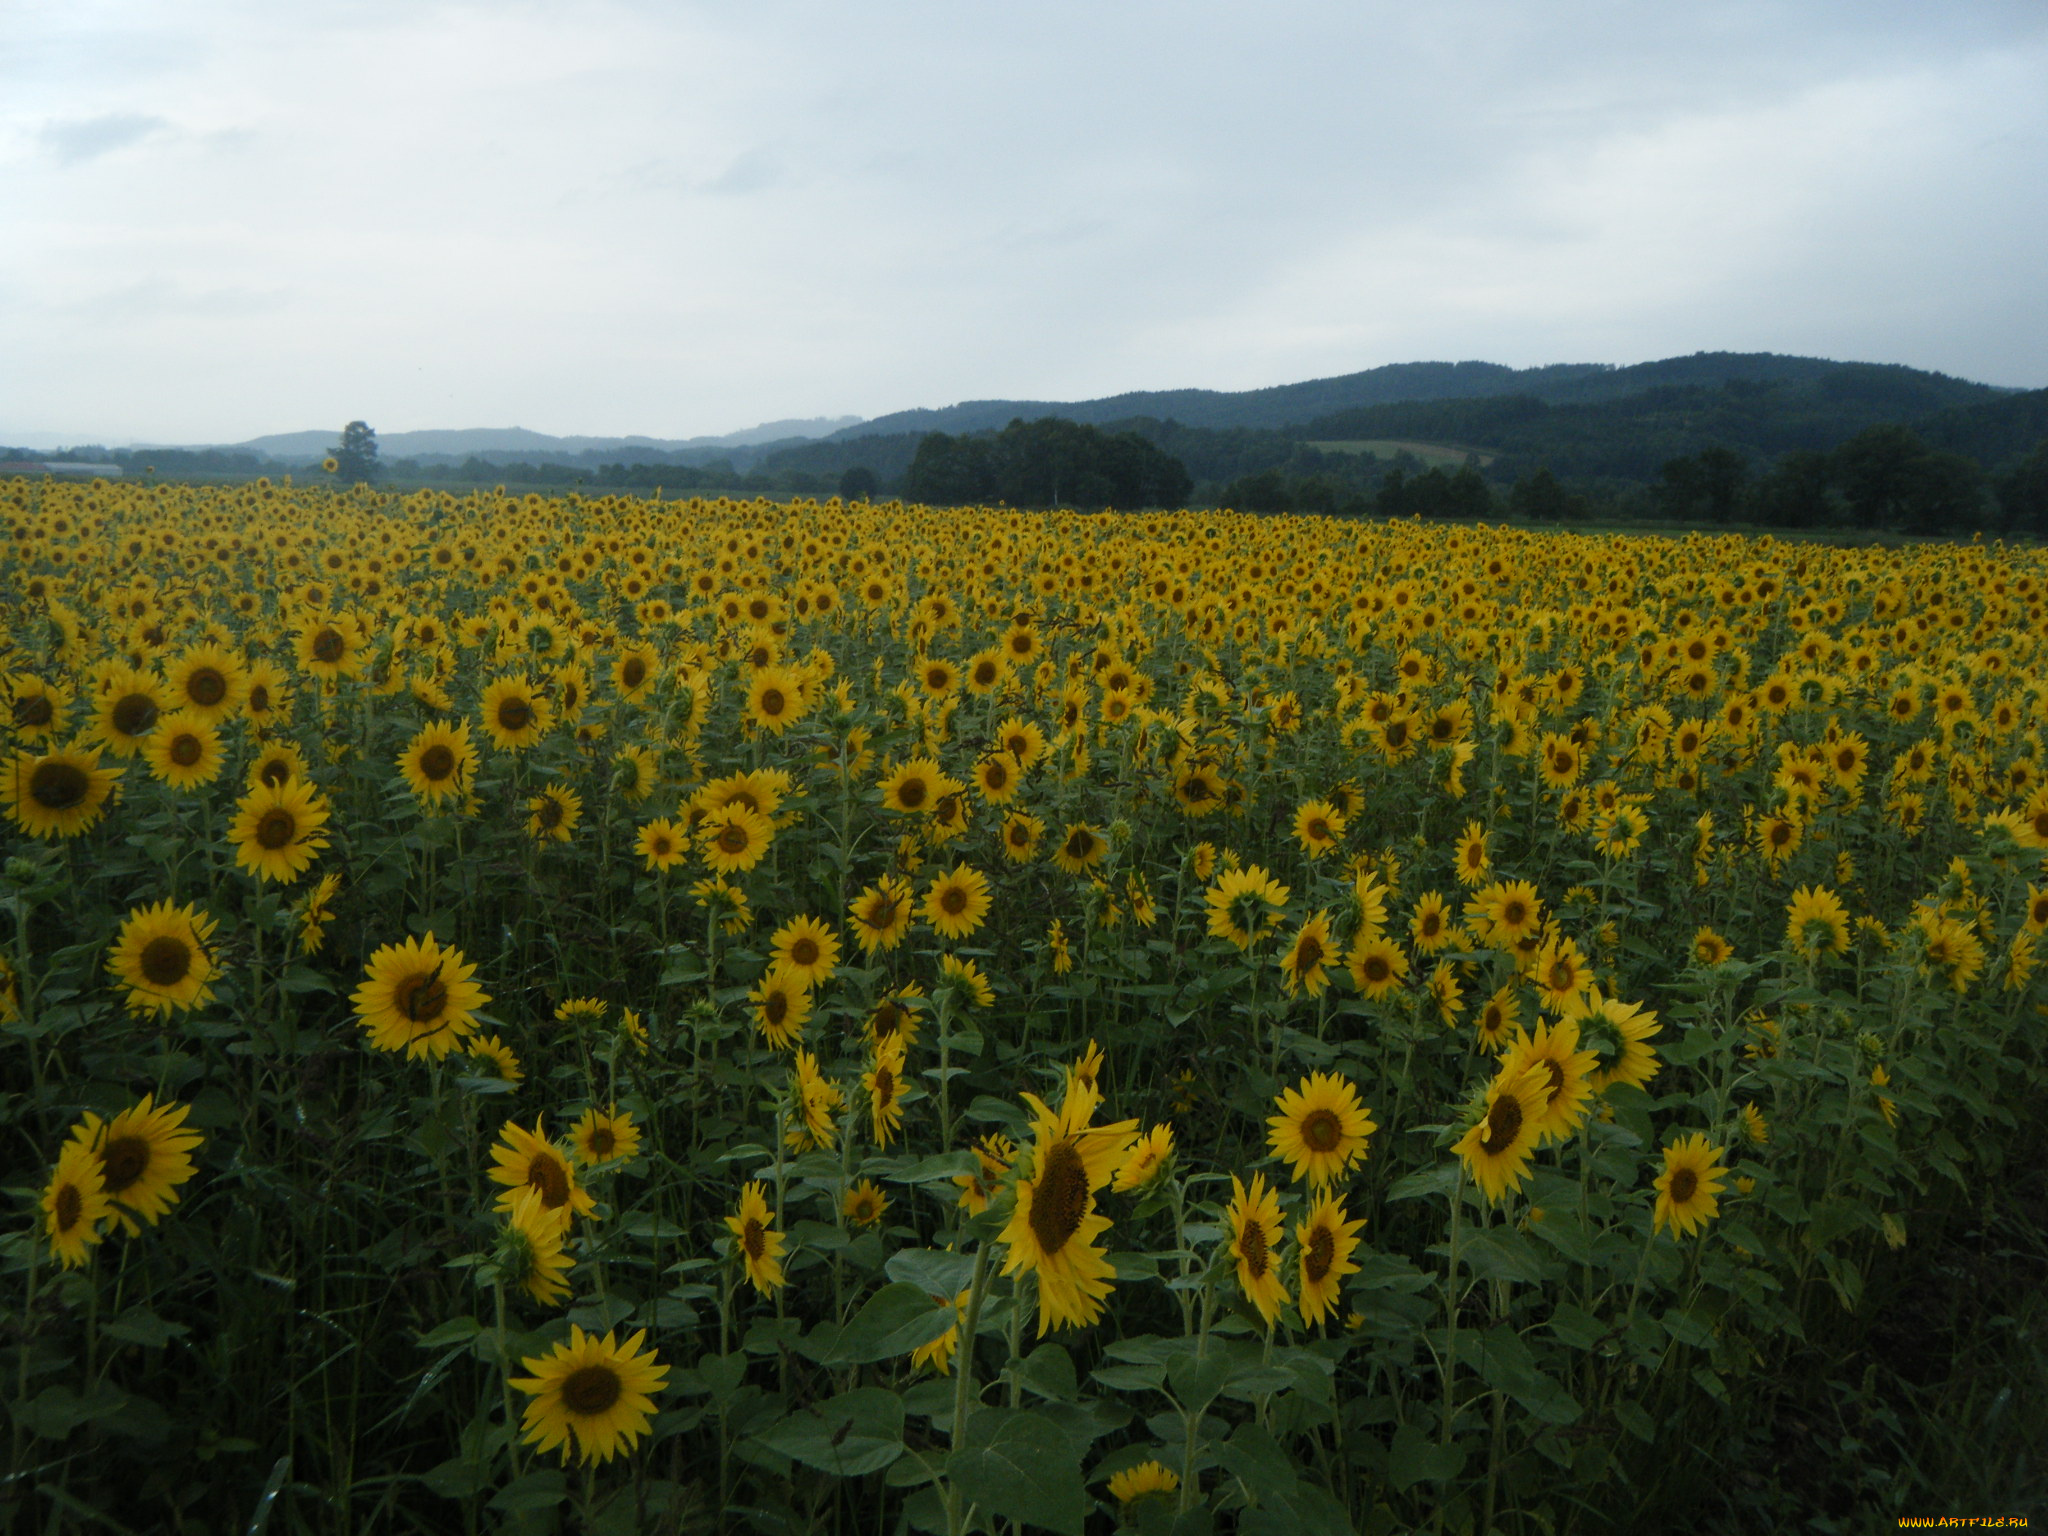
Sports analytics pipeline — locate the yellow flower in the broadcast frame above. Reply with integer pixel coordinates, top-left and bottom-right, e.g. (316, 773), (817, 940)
(1652, 1133), (1728, 1238)
(1113, 1124), (1174, 1192)
(352, 933), (490, 1060)
(1454, 1064), (1550, 1204)
(770, 914), (842, 987)
(511, 1326), (668, 1463)
(1295, 1192), (1366, 1328)
(842, 1178), (889, 1227)
(998, 1081), (1137, 1334)
(750, 963), (812, 1050)
(398, 719), (476, 805)
(229, 777), (331, 883)
(1226, 1172), (1290, 1327)
(1277, 911), (1336, 997)
(1205, 864), (1289, 949)
(699, 803), (774, 874)
(726, 1181), (787, 1292)
(1292, 798), (1346, 858)
(43, 1137), (114, 1269)
(922, 864), (993, 941)
(68, 1094), (203, 1234)
(106, 900), (218, 1017)
(570, 1106), (641, 1167)
(499, 1187), (573, 1307)
(1267, 1072), (1377, 1188)
(143, 710), (224, 790)
(1105, 1461), (1181, 1506)
(848, 876), (914, 953)
(865, 1033), (908, 1145)
(635, 816), (687, 871)
(489, 1116), (597, 1224)
(1495, 1017), (1600, 1146)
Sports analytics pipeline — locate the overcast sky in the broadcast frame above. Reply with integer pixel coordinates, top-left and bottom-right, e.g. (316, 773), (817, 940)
(4, 0), (2044, 446)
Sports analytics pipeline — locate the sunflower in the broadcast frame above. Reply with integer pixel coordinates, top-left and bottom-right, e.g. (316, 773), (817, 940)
(1691, 927), (1733, 966)
(1106, 1462), (1181, 1506)
(165, 642), (247, 725)
(295, 614), (366, 680)
(352, 933), (490, 1060)
(788, 1050), (845, 1153)
(480, 674), (552, 750)
(1741, 1103), (1770, 1145)
(4, 743), (120, 838)
(1292, 799), (1346, 858)
(7, 673), (69, 742)
(999, 1081), (1137, 1334)
(242, 659), (291, 725)
(1464, 880), (1544, 949)
(635, 817), (686, 872)
(1785, 884), (1850, 959)
(954, 1132), (1017, 1215)
(842, 1178), (889, 1227)
(726, 1181), (788, 1292)
(865, 1033), (908, 1145)
(490, 1116), (598, 1223)
(1268, 1072), (1377, 1187)
(609, 744), (659, 804)
(999, 810), (1045, 863)
(106, 900), (217, 1016)
(88, 665), (165, 756)
(971, 751), (1022, 804)
(1528, 935), (1594, 1016)
(468, 1034), (525, 1086)
(995, 716), (1047, 767)
(1277, 911), (1335, 997)
(1052, 822), (1108, 876)
(1578, 991), (1662, 1094)
(1226, 1172), (1290, 1327)
(922, 864), (992, 941)
(1112, 1123), (1174, 1192)
(1295, 1192), (1367, 1328)
(526, 784), (582, 843)
(1474, 983), (1520, 1051)
(512, 1326), (668, 1464)
(43, 1137), (113, 1269)
(611, 643), (660, 704)
(1205, 864), (1290, 950)
(1409, 891), (1455, 954)
(750, 963), (813, 1049)
(938, 952), (995, 1008)
(398, 719), (476, 805)
(699, 803), (774, 873)
(499, 1187), (573, 1306)
(847, 875), (914, 953)
(744, 665), (807, 733)
(296, 871), (341, 955)
(228, 777), (331, 883)
(878, 756), (958, 814)
(246, 740), (308, 792)
(1346, 934), (1410, 1000)
(770, 914), (841, 987)
(570, 1106), (641, 1167)
(143, 710), (223, 790)
(1495, 1017), (1600, 1146)
(1452, 821), (1491, 886)
(866, 987), (925, 1050)
(1652, 1133), (1728, 1238)
(69, 1094), (203, 1232)
(1454, 1063), (1551, 1203)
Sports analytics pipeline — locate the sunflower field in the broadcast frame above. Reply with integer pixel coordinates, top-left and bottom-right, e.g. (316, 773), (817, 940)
(3, 477), (2045, 1534)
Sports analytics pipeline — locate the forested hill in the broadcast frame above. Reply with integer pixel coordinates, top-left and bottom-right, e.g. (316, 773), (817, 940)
(831, 352), (2007, 439)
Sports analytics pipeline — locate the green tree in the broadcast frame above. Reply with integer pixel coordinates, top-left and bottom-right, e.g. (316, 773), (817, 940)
(837, 465), (879, 502)
(1509, 466), (1573, 522)
(1997, 439), (2048, 539)
(329, 421), (380, 485)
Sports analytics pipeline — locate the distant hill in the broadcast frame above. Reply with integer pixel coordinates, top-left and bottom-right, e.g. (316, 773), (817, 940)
(197, 418), (865, 465)
(828, 353), (2014, 440)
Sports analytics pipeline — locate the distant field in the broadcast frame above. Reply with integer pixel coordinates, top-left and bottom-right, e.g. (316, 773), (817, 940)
(1306, 437), (1494, 467)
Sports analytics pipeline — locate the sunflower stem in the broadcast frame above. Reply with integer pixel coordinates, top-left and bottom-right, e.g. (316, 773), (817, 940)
(1440, 1160), (1465, 1446)
(495, 1277), (524, 1479)
(944, 1239), (994, 1536)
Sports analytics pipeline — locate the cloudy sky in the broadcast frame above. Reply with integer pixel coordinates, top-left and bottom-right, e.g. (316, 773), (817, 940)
(4, 0), (2044, 446)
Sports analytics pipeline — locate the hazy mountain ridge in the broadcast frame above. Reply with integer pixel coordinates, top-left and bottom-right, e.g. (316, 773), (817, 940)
(171, 417), (866, 464)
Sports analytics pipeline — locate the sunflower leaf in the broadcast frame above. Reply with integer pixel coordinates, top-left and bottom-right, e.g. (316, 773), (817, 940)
(824, 1281), (959, 1364)
(947, 1407), (1085, 1536)
(752, 1387), (905, 1477)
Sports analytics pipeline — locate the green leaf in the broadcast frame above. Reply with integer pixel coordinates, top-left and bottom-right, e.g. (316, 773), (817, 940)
(1387, 1165), (1460, 1203)
(490, 1469), (570, 1513)
(1455, 1229), (1550, 1285)
(1387, 1422), (1465, 1491)
(947, 1407), (1085, 1536)
(824, 1282), (958, 1365)
(1613, 1400), (1656, 1442)
(1010, 1342), (1077, 1403)
(753, 1388), (906, 1477)
(1217, 1420), (1298, 1500)
(102, 1307), (190, 1349)
(885, 1247), (977, 1298)
(866, 1151), (978, 1185)
(415, 1316), (485, 1351)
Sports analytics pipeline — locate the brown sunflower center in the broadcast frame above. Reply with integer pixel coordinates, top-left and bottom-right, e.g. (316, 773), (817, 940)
(395, 969), (448, 1024)
(527, 1153), (569, 1208)
(1027, 1140), (1089, 1258)
(111, 693), (158, 736)
(311, 628), (345, 663)
(1293, 936), (1324, 973)
(589, 1126), (616, 1158)
(621, 658), (647, 690)
(1065, 831), (1094, 860)
(1501, 899), (1528, 928)
(758, 688), (786, 716)
(1304, 1222), (1336, 1284)
(55, 1183), (83, 1231)
(30, 760), (90, 809)
(13, 694), (53, 728)
(1300, 1108), (1342, 1153)
(939, 887), (968, 915)
(895, 776), (928, 809)
(1363, 956), (1390, 984)
(741, 1216), (766, 1260)
(763, 991), (789, 1026)
(1541, 1060), (1565, 1103)
(186, 667), (227, 706)
(536, 797), (563, 828)
(248, 682), (271, 713)
(419, 744), (456, 781)
(497, 697), (533, 732)
(789, 936), (819, 966)
(259, 757), (292, 787)
(1479, 1092), (1524, 1155)
(1669, 1167), (1698, 1204)
(559, 1364), (623, 1417)
(168, 733), (203, 767)
(1238, 1213), (1270, 1278)
(984, 762), (1009, 790)
(255, 807), (298, 849)
(99, 1134), (151, 1194)
(718, 822), (751, 854)
(140, 935), (193, 987)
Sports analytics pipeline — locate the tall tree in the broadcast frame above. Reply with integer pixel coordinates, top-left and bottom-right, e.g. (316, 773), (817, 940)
(329, 421), (380, 485)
